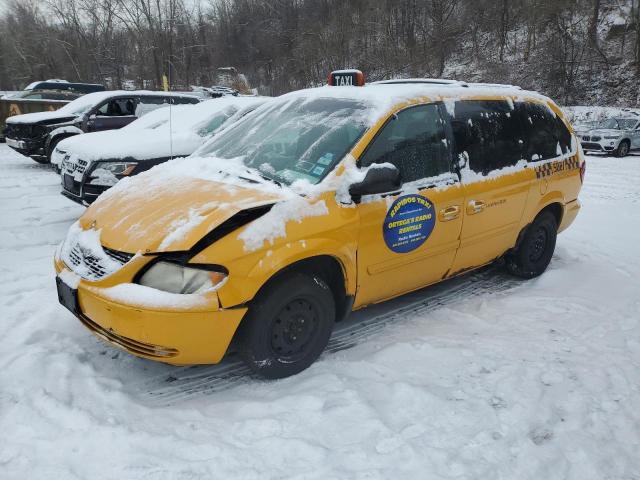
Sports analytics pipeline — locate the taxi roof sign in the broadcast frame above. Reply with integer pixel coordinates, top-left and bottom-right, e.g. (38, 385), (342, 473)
(328, 69), (365, 87)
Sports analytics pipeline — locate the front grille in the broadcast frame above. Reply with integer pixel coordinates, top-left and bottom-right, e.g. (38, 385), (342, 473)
(5, 123), (45, 139)
(63, 174), (80, 195)
(591, 135), (601, 142)
(78, 313), (178, 358)
(582, 135), (590, 141)
(104, 247), (135, 264)
(65, 244), (134, 280)
(63, 158), (88, 176)
(581, 142), (603, 150)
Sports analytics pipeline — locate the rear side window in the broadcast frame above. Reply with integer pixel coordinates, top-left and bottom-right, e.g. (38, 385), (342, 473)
(171, 96), (199, 105)
(450, 100), (526, 175)
(518, 103), (571, 161)
(359, 103), (452, 183)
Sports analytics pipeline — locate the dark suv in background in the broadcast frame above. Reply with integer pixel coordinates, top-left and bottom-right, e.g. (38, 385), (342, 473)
(4, 90), (199, 163)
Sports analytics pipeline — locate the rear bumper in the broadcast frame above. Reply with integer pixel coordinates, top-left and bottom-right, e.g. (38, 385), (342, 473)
(55, 262), (247, 365)
(558, 198), (581, 234)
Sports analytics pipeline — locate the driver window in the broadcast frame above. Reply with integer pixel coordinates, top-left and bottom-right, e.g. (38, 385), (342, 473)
(359, 104), (451, 183)
(96, 98), (136, 116)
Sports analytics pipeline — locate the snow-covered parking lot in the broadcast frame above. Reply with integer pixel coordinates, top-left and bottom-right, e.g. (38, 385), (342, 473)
(1, 143), (639, 479)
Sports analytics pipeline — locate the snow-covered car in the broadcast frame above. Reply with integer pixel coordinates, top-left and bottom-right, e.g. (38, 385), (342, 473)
(57, 96), (269, 205)
(4, 90), (200, 164)
(54, 70), (585, 379)
(579, 117), (640, 157)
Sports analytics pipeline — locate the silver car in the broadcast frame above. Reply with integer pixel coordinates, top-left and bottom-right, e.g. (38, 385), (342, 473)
(580, 117), (640, 157)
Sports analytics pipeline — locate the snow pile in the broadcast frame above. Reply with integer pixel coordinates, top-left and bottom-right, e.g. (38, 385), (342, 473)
(563, 106), (640, 126)
(238, 197), (329, 252)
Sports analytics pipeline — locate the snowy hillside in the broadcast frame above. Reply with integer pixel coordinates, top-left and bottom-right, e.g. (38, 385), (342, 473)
(0, 144), (639, 479)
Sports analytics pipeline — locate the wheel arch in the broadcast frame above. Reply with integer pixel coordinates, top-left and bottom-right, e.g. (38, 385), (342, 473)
(514, 201), (563, 251)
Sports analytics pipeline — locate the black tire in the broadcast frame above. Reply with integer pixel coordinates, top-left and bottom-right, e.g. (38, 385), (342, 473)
(45, 136), (64, 164)
(238, 272), (335, 379)
(615, 140), (630, 158)
(506, 211), (557, 279)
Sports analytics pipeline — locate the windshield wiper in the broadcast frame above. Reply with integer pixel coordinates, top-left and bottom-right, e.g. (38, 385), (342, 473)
(256, 172), (282, 187)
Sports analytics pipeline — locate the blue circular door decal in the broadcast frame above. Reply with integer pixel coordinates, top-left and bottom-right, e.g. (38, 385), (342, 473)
(383, 194), (436, 253)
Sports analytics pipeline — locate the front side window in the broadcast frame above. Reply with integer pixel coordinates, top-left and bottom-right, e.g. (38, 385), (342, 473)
(451, 100), (526, 174)
(359, 103), (452, 183)
(197, 97), (370, 185)
(97, 98), (136, 117)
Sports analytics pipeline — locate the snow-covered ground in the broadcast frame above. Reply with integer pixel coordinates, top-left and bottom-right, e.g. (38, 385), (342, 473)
(1, 144), (639, 479)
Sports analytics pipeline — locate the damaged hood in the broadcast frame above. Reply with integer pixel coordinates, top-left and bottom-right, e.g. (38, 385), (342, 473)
(81, 174), (287, 254)
(6, 110), (78, 125)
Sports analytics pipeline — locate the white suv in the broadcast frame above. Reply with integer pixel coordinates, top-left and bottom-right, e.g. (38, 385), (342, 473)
(580, 117), (640, 157)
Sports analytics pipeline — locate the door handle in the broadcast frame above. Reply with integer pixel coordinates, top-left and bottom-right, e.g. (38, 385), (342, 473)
(467, 200), (486, 215)
(439, 205), (460, 221)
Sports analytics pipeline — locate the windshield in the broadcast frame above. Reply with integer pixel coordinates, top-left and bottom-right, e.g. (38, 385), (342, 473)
(197, 96), (370, 185)
(198, 111), (234, 136)
(600, 118), (638, 130)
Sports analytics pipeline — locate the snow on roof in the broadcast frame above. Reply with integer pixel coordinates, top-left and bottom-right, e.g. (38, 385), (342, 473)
(58, 96), (269, 162)
(279, 82), (555, 126)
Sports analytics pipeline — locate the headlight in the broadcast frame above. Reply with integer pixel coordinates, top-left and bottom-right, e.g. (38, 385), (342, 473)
(96, 161), (137, 176)
(138, 261), (227, 294)
(604, 135), (622, 139)
(88, 161), (138, 186)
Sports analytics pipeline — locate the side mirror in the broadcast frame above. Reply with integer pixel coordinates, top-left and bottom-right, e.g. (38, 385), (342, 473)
(349, 164), (401, 202)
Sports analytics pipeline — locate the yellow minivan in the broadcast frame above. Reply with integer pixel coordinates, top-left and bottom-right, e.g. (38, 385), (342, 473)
(55, 72), (585, 378)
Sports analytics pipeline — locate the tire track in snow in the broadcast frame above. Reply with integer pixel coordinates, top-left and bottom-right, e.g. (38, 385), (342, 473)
(137, 266), (521, 406)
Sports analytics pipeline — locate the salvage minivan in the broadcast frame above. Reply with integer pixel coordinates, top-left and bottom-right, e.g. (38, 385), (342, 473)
(55, 71), (585, 379)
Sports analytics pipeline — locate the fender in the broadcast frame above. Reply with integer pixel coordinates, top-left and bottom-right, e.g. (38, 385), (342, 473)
(217, 236), (358, 308)
(46, 126), (83, 151)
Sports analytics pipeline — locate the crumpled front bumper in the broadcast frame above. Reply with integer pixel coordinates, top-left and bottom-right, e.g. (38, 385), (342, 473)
(54, 255), (247, 365)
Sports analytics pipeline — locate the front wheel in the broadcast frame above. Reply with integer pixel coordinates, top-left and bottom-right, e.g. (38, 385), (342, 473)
(506, 211), (557, 279)
(615, 140), (630, 158)
(238, 272), (335, 379)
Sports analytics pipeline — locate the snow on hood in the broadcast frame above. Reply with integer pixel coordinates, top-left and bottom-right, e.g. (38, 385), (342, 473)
(583, 129), (623, 135)
(57, 97), (268, 162)
(83, 156), (294, 253)
(5, 110), (77, 125)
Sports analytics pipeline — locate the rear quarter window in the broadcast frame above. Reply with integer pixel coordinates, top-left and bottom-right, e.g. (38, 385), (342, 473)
(518, 102), (571, 161)
(450, 100), (527, 176)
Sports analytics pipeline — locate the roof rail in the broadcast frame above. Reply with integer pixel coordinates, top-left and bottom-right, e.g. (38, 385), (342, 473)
(372, 78), (462, 86)
(372, 78), (523, 90)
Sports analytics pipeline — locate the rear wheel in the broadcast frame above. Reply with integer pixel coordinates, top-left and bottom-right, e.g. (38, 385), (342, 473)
(615, 140), (630, 158)
(506, 211), (557, 279)
(238, 272), (335, 379)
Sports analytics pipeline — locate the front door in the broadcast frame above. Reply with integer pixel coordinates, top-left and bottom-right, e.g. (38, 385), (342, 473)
(87, 97), (137, 132)
(632, 122), (640, 149)
(354, 103), (464, 307)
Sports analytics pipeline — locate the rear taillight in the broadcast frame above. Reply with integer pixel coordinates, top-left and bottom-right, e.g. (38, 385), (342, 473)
(579, 159), (586, 184)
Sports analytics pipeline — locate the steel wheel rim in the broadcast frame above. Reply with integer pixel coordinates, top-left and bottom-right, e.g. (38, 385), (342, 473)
(528, 226), (548, 263)
(270, 297), (320, 361)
